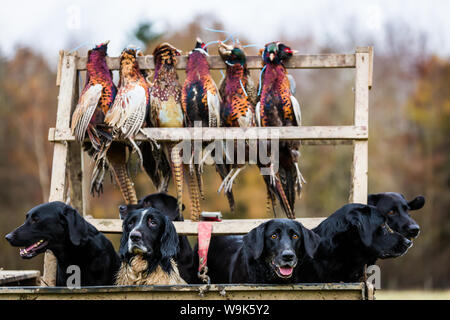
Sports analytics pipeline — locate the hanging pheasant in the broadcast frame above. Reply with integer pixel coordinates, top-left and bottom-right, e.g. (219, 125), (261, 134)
(150, 43), (201, 219)
(182, 38), (220, 128)
(256, 42), (305, 218)
(70, 41), (116, 194)
(214, 41), (256, 212)
(181, 39), (221, 218)
(99, 46), (149, 205)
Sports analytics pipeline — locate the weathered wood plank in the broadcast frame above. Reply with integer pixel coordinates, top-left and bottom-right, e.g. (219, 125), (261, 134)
(49, 126), (368, 142)
(0, 283), (367, 300)
(76, 54), (356, 71)
(354, 47), (370, 127)
(68, 142), (84, 214)
(368, 47), (374, 89)
(350, 141), (368, 204)
(349, 47), (370, 204)
(45, 51), (79, 287)
(67, 72), (84, 215)
(0, 271), (40, 286)
(86, 217), (326, 235)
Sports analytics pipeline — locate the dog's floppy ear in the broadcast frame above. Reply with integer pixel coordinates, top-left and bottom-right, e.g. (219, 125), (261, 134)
(295, 221), (321, 259)
(367, 193), (381, 206)
(243, 222), (266, 260)
(347, 205), (377, 247)
(60, 205), (88, 246)
(408, 196), (425, 211)
(143, 193), (185, 221)
(118, 230), (129, 261)
(367, 193), (393, 214)
(160, 215), (179, 265)
(119, 204), (140, 220)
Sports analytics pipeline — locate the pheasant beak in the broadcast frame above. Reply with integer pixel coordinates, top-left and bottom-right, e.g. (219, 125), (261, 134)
(218, 41), (233, 57)
(269, 52), (276, 61)
(291, 50), (298, 54)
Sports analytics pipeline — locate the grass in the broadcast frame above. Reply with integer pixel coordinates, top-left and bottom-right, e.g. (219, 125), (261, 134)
(375, 290), (450, 300)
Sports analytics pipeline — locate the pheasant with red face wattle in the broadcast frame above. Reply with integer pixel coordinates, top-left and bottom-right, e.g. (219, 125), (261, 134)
(214, 41), (256, 212)
(71, 41), (116, 149)
(150, 43), (201, 218)
(100, 47), (150, 205)
(182, 38), (220, 128)
(181, 39), (221, 218)
(70, 41), (116, 195)
(256, 42), (305, 218)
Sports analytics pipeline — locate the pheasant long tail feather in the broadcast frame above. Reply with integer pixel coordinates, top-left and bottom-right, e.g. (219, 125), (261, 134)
(169, 143), (184, 214)
(187, 166), (202, 221)
(195, 164), (205, 200)
(274, 177), (295, 219)
(266, 189), (276, 217)
(107, 143), (138, 205)
(264, 173), (295, 219)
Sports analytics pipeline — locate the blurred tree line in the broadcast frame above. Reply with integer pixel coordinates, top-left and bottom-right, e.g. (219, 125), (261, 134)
(0, 16), (448, 289)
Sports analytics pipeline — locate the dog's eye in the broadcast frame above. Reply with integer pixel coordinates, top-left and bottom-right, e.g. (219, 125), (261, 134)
(148, 219), (157, 227)
(388, 211), (395, 215)
(292, 234), (299, 239)
(271, 234), (277, 239)
(30, 216), (39, 224)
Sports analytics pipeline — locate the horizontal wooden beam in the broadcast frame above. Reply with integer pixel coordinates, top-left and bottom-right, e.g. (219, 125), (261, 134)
(86, 217), (325, 235)
(0, 283), (366, 300)
(49, 126), (368, 143)
(0, 271), (40, 285)
(76, 54), (356, 71)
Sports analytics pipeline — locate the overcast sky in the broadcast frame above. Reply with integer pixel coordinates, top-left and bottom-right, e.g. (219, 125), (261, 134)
(1, 0), (449, 64)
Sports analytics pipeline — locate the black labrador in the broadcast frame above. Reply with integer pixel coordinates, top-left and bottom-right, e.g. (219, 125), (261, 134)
(118, 193), (195, 283)
(368, 192), (425, 239)
(117, 206), (185, 284)
(298, 203), (413, 283)
(5, 201), (120, 286)
(195, 219), (321, 284)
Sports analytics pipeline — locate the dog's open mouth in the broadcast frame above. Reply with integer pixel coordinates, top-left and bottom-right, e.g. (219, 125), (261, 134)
(19, 240), (48, 259)
(272, 261), (296, 278)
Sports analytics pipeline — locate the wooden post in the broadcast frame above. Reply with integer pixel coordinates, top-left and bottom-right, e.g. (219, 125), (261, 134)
(350, 47), (371, 204)
(43, 51), (78, 286)
(67, 72), (84, 215)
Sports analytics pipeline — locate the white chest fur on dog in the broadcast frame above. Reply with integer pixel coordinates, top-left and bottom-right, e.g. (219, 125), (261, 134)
(115, 255), (186, 285)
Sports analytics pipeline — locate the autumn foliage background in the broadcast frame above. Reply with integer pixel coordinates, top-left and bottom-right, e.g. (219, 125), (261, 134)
(0, 15), (448, 290)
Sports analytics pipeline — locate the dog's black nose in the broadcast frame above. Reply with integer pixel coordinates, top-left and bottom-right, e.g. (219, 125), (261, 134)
(5, 233), (13, 243)
(129, 230), (142, 242)
(281, 250), (295, 262)
(407, 224), (420, 238)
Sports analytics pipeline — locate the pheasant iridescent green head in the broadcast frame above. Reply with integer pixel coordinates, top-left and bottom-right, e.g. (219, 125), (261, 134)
(218, 41), (246, 67)
(262, 42), (296, 64)
(153, 42), (182, 66)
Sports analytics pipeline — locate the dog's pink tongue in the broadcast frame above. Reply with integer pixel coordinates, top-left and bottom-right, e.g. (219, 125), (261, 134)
(279, 266), (293, 276)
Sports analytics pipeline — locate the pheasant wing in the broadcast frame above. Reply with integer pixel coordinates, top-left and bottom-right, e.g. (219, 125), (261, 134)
(207, 90), (221, 127)
(71, 84), (103, 140)
(290, 95), (302, 126)
(105, 84), (147, 138)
